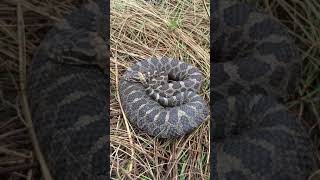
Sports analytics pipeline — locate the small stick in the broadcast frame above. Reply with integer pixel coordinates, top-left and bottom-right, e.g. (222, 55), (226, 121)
(16, 1), (53, 180)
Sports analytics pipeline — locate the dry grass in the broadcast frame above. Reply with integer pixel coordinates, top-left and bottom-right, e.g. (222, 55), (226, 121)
(110, 0), (210, 179)
(0, 0), (319, 179)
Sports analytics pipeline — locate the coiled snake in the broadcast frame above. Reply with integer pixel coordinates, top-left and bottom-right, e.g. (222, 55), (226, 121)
(211, 0), (314, 179)
(119, 57), (209, 138)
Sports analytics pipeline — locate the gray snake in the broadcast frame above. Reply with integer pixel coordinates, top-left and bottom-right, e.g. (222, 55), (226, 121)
(119, 57), (209, 138)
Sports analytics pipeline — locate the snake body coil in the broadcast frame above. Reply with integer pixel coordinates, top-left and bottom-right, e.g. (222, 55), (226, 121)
(119, 57), (209, 138)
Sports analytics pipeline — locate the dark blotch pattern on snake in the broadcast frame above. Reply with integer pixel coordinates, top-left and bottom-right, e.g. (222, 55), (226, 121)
(212, 0), (314, 179)
(27, 2), (107, 179)
(119, 57), (209, 138)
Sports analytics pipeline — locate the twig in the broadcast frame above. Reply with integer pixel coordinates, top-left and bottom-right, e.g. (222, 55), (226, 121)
(0, 163), (35, 174)
(16, 1), (53, 180)
(5, 0), (60, 21)
(0, 146), (30, 159)
(202, 0), (210, 18)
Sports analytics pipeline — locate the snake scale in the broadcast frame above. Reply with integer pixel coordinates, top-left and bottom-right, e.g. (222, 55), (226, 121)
(211, 0), (314, 179)
(27, 0), (315, 179)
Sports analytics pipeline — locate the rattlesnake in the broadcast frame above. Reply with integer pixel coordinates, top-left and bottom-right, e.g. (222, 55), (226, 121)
(211, 0), (314, 179)
(119, 57), (209, 138)
(27, 2), (108, 179)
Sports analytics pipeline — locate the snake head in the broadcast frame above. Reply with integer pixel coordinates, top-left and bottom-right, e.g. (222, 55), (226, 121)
(123, 71), (147, 84)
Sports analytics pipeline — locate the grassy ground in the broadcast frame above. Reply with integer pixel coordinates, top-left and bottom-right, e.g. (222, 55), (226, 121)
(0, 0), (319, 179)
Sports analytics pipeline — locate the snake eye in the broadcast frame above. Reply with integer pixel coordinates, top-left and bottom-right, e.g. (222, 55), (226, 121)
(123, 71), (140, 82)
